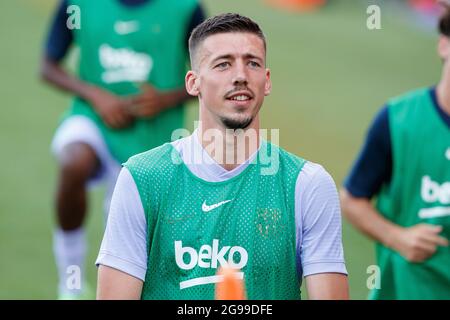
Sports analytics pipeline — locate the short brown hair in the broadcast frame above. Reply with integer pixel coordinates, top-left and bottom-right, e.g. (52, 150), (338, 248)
(439, 3), (450, 36)
(188, 13), (266, 67)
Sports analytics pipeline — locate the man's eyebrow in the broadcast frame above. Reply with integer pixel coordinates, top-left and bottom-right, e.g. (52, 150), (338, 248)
(243, 53), (264, 62)
(210, 54), (234, 64)
(210, 53), (264, 64)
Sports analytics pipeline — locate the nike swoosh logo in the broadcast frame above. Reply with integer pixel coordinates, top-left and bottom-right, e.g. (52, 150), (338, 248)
(202, 200), (232, 212)
(446, 147), (450, 161)
(114, 21), (139, 35)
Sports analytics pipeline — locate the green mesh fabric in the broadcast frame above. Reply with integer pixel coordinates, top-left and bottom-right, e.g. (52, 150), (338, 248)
(373, 88), (450, 299)
(125, 141), (306, 299)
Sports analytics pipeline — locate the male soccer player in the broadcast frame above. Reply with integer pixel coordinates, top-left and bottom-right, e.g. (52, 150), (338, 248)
(96, 13), (349, 299)
(40, 0), (205, 299)
(341, 3), (450, 300)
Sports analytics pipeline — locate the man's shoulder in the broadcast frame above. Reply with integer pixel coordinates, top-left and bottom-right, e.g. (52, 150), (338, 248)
(386, 87), (435, 130)
(295, 161), (338, 206)
(268, 142), (308, 170)
(124, 142), (176, 174)
(387, 87), (431, 110)
(261, 142), (310, 185)
(272, 146), (336, 193)
(298, 161), (333, 185)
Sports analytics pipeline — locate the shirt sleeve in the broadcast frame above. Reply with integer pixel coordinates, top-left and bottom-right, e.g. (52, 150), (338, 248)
(343, 106), (392, 198)
(96, 168), (148, 281)
(184, 3), (207, 48)
(44, 0), (73, 62)
(295, 162), (348, 277)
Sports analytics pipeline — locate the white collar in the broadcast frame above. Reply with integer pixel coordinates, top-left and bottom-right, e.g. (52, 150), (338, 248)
(172, 130), (260, 182)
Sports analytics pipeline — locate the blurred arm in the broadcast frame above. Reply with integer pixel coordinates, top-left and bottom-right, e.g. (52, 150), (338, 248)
(340, 190), (448, 262)
(97, 265), (143, 300)
(340, 189), (400, 248)
(340, 105), (401, 250)
(40, 55), (97, 102)
(305, 273), (349, 300)
(40, 55), (134, 128)
(96, 168), (148, 299)
(127, 84), (194, 118)
(125, 2), (207, 118)
(39, 0), (93, 100)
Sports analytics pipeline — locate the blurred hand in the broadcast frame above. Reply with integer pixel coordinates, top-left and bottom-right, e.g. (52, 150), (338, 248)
(126, 84), (171, 118)
(87, 86), (134, 129)
(391, 224), (448, 263)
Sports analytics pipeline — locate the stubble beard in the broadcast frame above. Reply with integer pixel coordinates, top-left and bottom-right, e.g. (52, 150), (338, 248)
(220, 115), (254, 130)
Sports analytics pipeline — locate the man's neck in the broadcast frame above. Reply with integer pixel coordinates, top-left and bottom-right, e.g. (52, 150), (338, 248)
(196, 123), (261, 171)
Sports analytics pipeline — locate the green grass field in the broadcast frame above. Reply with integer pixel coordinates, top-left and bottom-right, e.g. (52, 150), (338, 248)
(0, 0), (441, 299)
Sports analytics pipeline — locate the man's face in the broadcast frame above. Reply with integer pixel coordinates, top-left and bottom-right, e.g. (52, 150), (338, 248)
(438, 35), (450, 63)
(187, 32), (271, 130)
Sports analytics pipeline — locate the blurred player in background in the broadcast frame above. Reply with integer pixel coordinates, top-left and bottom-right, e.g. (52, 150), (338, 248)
(341, 1), (450, 300)
(96, 13), (348, 300)
(40, 0), (205, 299)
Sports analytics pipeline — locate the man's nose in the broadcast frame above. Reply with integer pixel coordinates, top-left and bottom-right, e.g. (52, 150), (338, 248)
(232, 62), (248, 86)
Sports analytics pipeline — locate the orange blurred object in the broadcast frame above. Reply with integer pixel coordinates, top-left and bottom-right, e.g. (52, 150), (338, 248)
(267, 0), (326, 12)
(409, 0), (439, 13)
(215, 266), (246, 300)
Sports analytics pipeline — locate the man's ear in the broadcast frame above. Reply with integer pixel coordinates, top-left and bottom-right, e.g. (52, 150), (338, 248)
(185, 71), (200, 96)
(264, 68), (272, 96)
(438, 35), (450, 61)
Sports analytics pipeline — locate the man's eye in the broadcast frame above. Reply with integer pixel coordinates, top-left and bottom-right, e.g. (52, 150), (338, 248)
(249, 61), (260, 68)
(215, 62), (230, 69)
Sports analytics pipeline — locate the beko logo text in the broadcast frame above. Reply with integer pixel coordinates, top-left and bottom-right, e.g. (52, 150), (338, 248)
(175, 239), (248, 270)
(419, 176), (450, 219)
(421, 176), (450, 204)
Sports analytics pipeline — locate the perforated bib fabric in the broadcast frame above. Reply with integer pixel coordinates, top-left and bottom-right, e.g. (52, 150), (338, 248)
(124, 141), (306, 299)
(374, 88), (450, 299)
